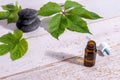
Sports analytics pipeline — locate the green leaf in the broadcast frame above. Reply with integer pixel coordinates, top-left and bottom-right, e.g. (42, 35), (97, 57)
(0, 2), (22, 23)
(15, 1), (22, 11)
(0, 30), (28, 60)
(0, 11), (10, 20)
(2, 4), (16, 11)
(0, 33), (15, 44)
(7, 12), (18, 23)
(68, 7), (101, 19)
(0, 44), (11, 56)
(15, 1), (19, 8)
(10, 38), (28, 60)
(66, 14), (91, 33)
(64, 0), (83, 10)
(49, 14), (67, 39)
(13, 30), (23, 41)
(38, 2), (62, 16)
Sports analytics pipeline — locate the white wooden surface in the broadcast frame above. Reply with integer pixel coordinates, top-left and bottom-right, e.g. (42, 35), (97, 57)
(0, 0), (120, 80)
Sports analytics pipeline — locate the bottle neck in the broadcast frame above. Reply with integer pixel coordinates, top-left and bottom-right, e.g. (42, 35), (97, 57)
(86, 40), (97, 51)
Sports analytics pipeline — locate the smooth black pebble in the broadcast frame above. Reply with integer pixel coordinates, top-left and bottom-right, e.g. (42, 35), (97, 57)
(17, 16), (37, 25)
(17, 17), (40, 32)
(16, 8), (41, 32)
(18, 8), (38, 19)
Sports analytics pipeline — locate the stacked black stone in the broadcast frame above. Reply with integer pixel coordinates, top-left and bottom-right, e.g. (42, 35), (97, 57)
(16, 8), (40, 32)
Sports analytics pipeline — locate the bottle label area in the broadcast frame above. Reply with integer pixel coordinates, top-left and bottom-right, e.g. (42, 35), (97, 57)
(87, 52), (94, 60)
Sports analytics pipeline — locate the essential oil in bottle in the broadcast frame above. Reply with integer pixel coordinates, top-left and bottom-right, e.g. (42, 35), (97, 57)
(84, 40), (97, 67)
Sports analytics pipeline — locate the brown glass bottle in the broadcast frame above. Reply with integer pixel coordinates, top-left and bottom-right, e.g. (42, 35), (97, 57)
(84, 40), (97, 67)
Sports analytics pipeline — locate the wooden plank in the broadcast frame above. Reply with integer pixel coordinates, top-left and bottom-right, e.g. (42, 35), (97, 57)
(2, 42), (120, 80)
(1, 13), (120, 80)
(0, 0), (120, 79)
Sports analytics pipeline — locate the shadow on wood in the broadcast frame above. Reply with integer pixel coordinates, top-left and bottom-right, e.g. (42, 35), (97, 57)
(40, 17), (51, 32)
(0, 20), (17, 30)
(45, 50), (84, 66)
